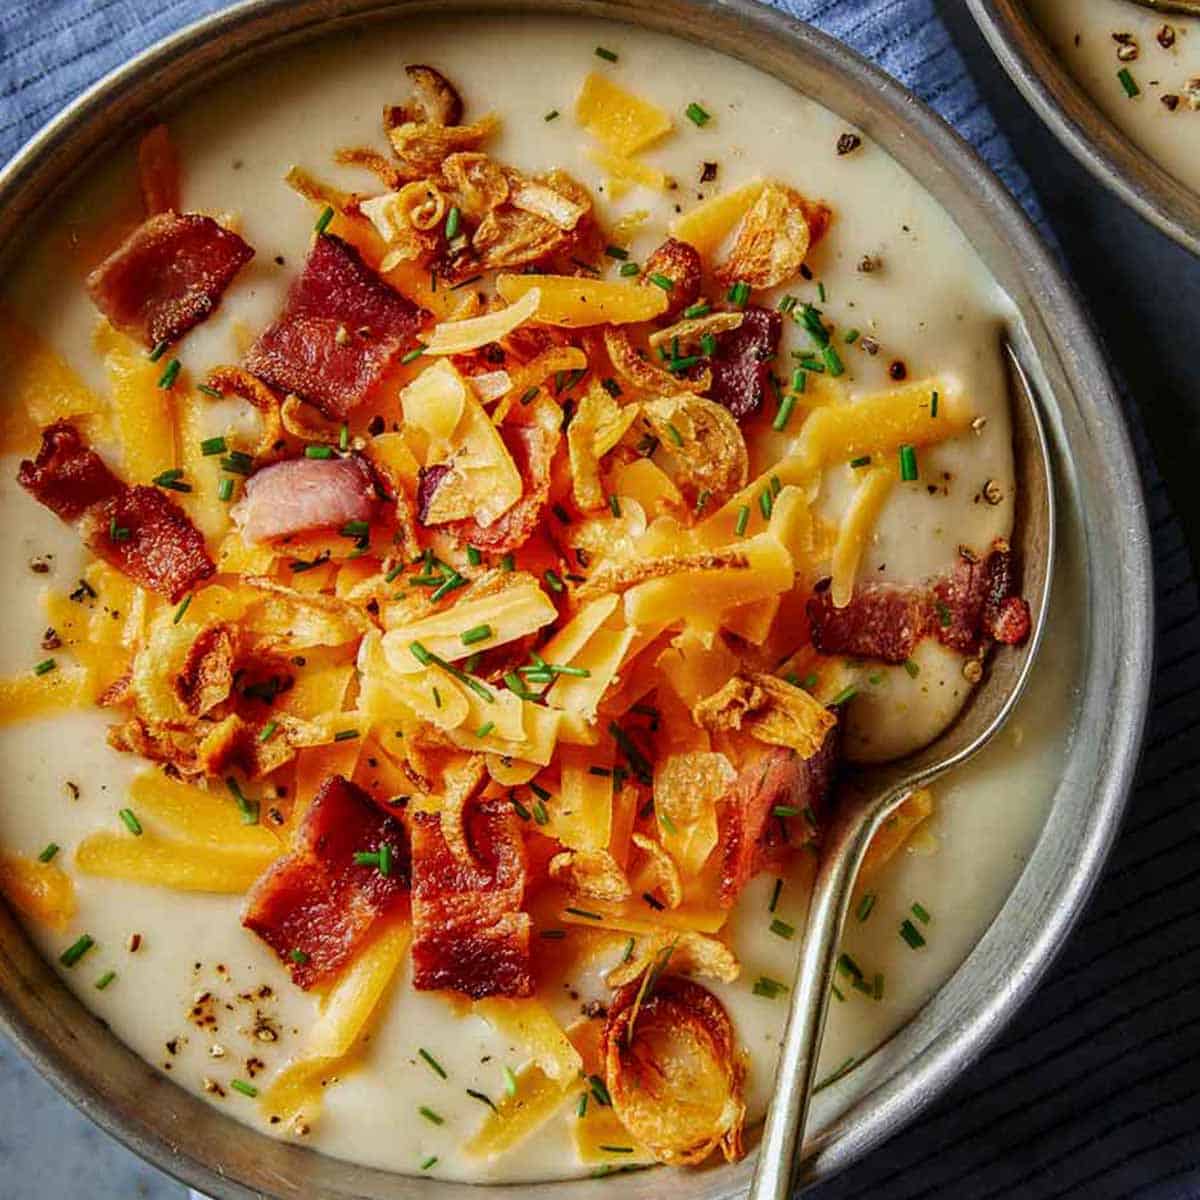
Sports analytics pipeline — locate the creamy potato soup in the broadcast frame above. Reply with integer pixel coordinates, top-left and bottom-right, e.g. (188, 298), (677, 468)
(1027, 0), (1200, 194)
(0, 14), (1058, 1184)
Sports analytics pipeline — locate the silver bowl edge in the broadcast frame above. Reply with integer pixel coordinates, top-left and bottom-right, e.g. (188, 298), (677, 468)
(967, 0), (1200, 256)
(0, 0), (1155, 1197)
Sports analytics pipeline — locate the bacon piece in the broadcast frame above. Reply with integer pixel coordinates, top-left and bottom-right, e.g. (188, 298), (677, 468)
(245, 234), (427, 421)
(717, 736), (837, 907)
(410, 798), (533, 998)
(86, 212), (254, 349)
(433, 423), (559, 553)
(231, 454), (377, 545)
(808, 539), (1031, 663)
(19, 422), (214, 602)
(707, 305), (781, 420)
(242, 776), (409, 989)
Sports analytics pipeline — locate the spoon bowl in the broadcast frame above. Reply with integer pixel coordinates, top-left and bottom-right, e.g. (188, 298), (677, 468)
(1126, 0), (1200, 15)
(749, 340), (1055, 1200)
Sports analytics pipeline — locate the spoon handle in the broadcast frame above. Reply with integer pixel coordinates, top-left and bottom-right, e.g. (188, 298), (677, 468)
(748, 787), (912, 1200)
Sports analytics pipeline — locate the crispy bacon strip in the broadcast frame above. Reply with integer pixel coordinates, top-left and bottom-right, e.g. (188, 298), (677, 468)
(86, 212), (254, 348)
(242, 776), (409, 989)
(717, 736), (837, 907)
(245, 234), (428, 421)
(808, 539), (1031, 664)
(410, 799), (533, 998)
(707, 305), (781, 420)
(19, 422), (214, 602)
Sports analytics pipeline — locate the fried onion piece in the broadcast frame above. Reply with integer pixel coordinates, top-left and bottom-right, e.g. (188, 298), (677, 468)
(389, 64), (464, 128)
(441, 152), (509, 217)
(630, 832), (683, 909)
(576, 546), (749, 602)
(548, 848), (632, 903)
(647, 310), (743, 352)
(642, 394), (749, 510)
(204, 366), (284, 462)
(639, 238), (702, 320)
(714, 181), (831, 289)
(242, 577), (372, 649)
(602, 975), (746, 1166)
(605, 930), (739, 988)
(175, 623), (237, 718)
(566, 380), (617, 512)
(603, 325), (710, 397)
(437, 753), (490, 867)
(386, 112), (501, 179)
(693, 671), (837, 758)
(359, 181), (448, 268)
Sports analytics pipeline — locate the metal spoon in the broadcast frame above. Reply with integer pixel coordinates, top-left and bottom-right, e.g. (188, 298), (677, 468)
(1126, 0), (1200, 16)
(749, 341), (1055, 1200)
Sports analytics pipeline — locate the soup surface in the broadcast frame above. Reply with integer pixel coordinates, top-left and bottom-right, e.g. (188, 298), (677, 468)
(1027, 0), (1200, 194)
(0, 13), (1068, 1184)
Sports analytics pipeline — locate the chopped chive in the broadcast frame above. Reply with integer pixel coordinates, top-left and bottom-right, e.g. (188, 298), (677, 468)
(314, 205), (335, 234)
(118, 808), (143, 836)
(340, 519), (370, 539)
(773, 392), (797, 432)
(772, 804), (801, 818)
(768, 878), (783, 913)
(338, 422), (350, 452)
(648, 272), (674, 292)
(552, 502), (572, 526)
(544, 109), (560, 122)
(849, 455), (872, 468)
(683, 301), (711, 319)
(665, 422), (684, 447)
(474, 720), (495, 739)
(873, 972), (885, 1001)
(604, 244), (629, 260)
(304, 444), (334, 460)
(334, 729), (359, 743)
(157, 358), (181, 389)
(220, 449), (254, 475)
(903, 659), (920, 678)
(734, 505), (750, 536)
(37, 843), (59, 864)
(354, 851), (381, 868)
(225, 776), (259, 826)
(148, 340), (169, 362)
(619, 261), (640, 277)
(770, 474), (782, 496)
(911, 901), (932, 924)
(153, 468), (191, 493)
(595, 46), (619, 62)
(779, 294), (798, 315)
(832, 982), (846, 1002)
(685, 101), (711, 127)
(256, 720), (279, 746)
(898, 443), (918, 481)
(758, 488), (774, 520)
(658, 809), (678, 835)
(172, 594), (192, 624)
(230, 1079), (258, 1098)
(378, 842), (393, 877)
(401, 346), (425, 365)
(930, 390), (939, 418)
(200, 436), (227, 456)
(577, 1091), (589, 1118)
(419, 1047), (447, 1078)
(33, 658), (57, 676)
(1118, 67), (1140, 98)
(700, 332), (717, 356)
(844, 328), (860, 344)
(770, 917), (795, 940)
(420, 1155), (439, 1171)
(837, 952), (863, 980)
(599, 1145), (634, 1154)
(900, 918), (927, 949)
(823, 344), (845, 376)
(218, 477), (235, 502)
(589, 1074), (612, 1106)
(531, 799), (549, 826)
(419, 1105), (444, 1125)
(198, 383), (223, 399)
(752, 975), (788, 998)
(621, 937), (635, 964)
(466, 545), (482, 567)
(430, 572), (467, 603)
(727, 280), (750, 307)
(540, 928), (566, 939)
(461, 623), (493, 646)
(445, 205), (461, 240)
(502, 1065), (518, 1096)
(544, 569), (564, 593)
(830, 685), (858, 706)
(59, 934), (95, 968)
(935, 599), (952, 628)
(608, 493), (622, 518)
(94, 970), (117, 990)
(108, 517), (130, 542)
(818, 281), (827, 303)
(466, 1088), (499, 1113)
(856, 892), (877, 922)
(694, 488), (711, 515)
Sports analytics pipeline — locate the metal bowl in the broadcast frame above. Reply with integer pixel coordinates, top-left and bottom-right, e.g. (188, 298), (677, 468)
(0, 1), (1154, 1196)
(968, 0), (1200, 255)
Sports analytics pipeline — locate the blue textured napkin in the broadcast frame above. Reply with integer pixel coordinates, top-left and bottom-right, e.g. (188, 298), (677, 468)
(2, 4), (1198, 1200)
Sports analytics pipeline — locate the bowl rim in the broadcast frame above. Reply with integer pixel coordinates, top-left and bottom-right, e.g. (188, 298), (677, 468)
(966, 0), (1200, 256)
(0, 1), (1155, 1197)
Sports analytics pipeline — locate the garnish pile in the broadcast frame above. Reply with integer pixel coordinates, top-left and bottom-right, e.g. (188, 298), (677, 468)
(0, 62), (1030, 1170)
